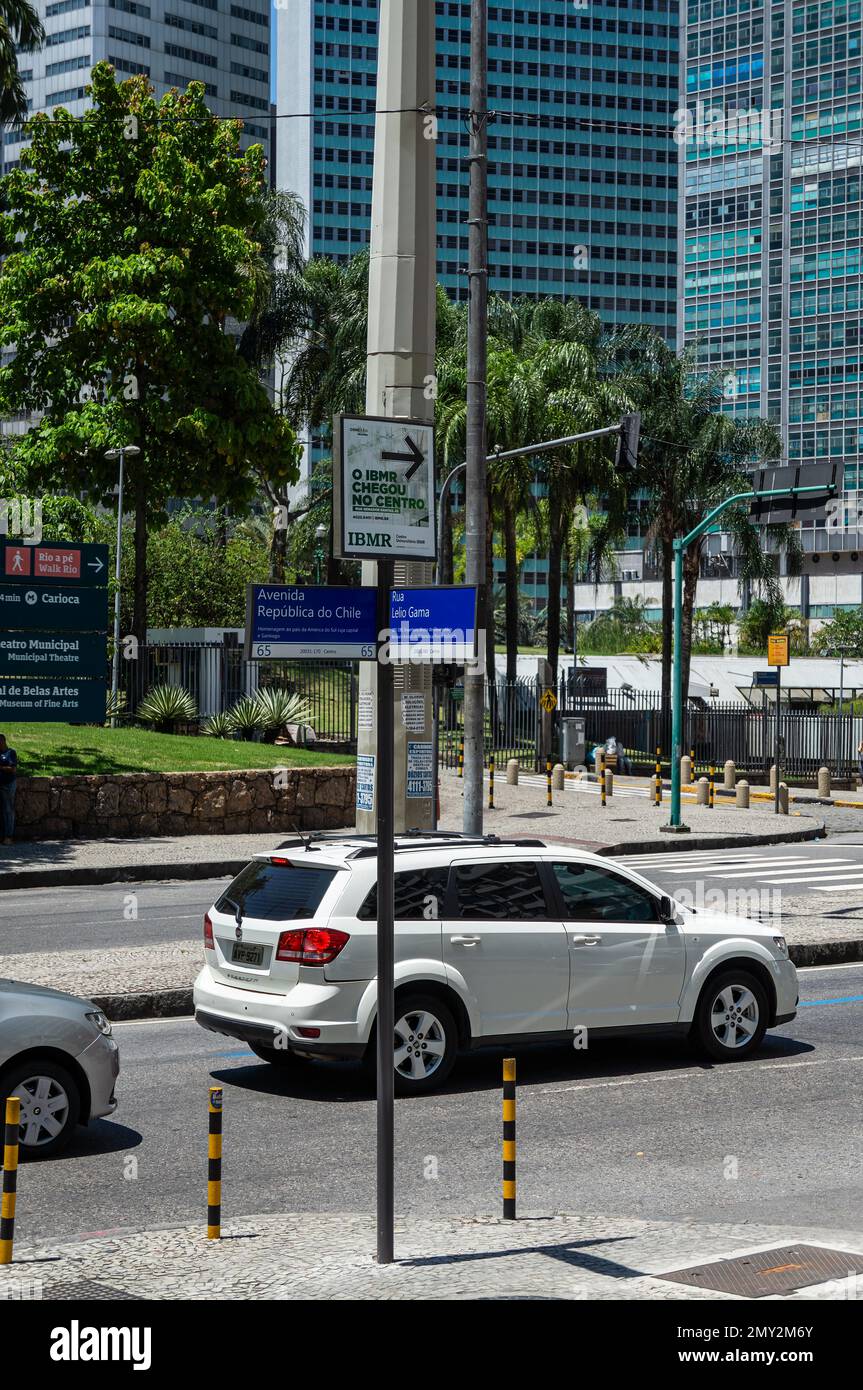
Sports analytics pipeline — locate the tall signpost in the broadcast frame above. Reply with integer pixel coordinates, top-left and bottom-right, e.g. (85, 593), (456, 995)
(767, 633), (789, 814)
(340, 0), (437, 1265)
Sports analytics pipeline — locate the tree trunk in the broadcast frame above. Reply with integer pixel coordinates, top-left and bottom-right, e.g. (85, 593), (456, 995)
(660, 537), (673, 751)
(504, 497), (519, 684)
(546, 501), (564, 684)
(565, 533), (575, 653)
(132, 464), (148, 646)
(270, 521), (286, 581)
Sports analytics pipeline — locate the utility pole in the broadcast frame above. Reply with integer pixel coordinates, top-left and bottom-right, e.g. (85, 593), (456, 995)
(353, 0), (437, 1265)
(463, 0), (489, 836)
(354, 1), (437, 841)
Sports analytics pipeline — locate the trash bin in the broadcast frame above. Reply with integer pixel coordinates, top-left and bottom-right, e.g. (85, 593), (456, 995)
(561, 717), (586, 768)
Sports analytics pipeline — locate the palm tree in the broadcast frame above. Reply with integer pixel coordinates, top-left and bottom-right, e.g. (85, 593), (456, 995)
(0, 0), (42, 128)
(608, 334), (791, 726)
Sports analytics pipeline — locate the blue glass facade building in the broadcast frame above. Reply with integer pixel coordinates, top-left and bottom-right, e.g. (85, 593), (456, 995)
(277, 0), (680, 603)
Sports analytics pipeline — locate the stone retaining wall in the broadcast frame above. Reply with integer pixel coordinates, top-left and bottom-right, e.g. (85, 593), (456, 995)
(12, 766), (356, 840)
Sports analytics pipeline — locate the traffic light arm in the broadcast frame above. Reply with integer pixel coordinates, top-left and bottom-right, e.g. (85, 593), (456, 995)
(665, 478), (837, 835)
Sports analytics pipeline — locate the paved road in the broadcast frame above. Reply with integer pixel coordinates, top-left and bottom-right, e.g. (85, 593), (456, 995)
(9, 963), (863, 1249)
(620, 842), (863, 902)
(3, 878), (229, 955)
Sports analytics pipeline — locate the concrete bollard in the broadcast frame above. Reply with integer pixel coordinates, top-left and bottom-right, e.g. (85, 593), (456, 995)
(818, 766), (831, 798)
(680, 754), (692, 787)
(736, 779), (750, 809)
(506, 758), (519, 786)
(724, 759), (736, 790)
(696, 776), (709, 805)
(769, 763), (778, 793)
(778, 782), (789, 815)
(552, 763), (565, 791)
(604, 769), (614, 799)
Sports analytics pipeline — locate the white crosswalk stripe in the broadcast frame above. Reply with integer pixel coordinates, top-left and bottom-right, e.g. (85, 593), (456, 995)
(620, 850), (863, 894)
(516, 775), (648, 800)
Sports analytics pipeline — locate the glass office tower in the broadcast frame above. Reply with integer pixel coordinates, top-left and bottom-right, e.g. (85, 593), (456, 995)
(278, 0), (680, 603)
(678, 0), (863, 611)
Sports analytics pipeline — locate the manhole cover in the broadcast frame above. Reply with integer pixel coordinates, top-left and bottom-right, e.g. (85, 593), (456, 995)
(657, 1244), (863, 1298)
(40, 1280), (142, 1301)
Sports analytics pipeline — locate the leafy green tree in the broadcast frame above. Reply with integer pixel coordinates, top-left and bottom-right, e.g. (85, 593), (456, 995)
(0, 64), (300, 640)
(0, 0), (42, 126)
(737, 597), (808, 655)
(811, 607), (863, 657)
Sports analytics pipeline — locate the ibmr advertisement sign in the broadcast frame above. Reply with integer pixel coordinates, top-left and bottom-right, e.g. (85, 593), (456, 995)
(333, 414), (436, 561)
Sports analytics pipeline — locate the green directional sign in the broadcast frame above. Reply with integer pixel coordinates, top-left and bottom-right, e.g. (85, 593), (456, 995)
(1, 541), (109, 586)
(0, 583), (108, 632)
(0, 631), (107, 678)
(0, 678), (107, 723)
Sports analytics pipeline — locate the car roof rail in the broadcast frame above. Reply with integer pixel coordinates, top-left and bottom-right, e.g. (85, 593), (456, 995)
(347, 835), (548, 859)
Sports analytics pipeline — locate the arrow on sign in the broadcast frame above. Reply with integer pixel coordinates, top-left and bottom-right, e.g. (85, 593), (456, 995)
(381, 434), (425, 480)
(88, 557), (105, 575)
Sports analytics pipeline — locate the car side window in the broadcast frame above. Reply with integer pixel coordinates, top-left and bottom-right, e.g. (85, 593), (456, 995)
(552, 862), (660, 924)
(358, 866), (450, 921)
(453, 861), (550, 921)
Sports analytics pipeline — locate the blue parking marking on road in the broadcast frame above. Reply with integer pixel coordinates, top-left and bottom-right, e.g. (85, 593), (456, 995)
(798, 995), (863, 1008)
(215, 1050), (255, 1058)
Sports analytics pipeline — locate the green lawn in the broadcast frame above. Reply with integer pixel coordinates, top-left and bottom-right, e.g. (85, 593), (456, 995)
(1, 724), (354, 777)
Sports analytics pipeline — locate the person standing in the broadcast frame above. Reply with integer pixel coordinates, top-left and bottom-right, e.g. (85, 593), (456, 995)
(0, 733), (18, 844)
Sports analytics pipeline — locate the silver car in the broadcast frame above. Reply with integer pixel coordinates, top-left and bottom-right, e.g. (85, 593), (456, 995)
(0, 980), (119, 1158)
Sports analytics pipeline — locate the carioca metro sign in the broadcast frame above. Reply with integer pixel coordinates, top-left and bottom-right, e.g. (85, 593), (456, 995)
(333, 414), (436, 562)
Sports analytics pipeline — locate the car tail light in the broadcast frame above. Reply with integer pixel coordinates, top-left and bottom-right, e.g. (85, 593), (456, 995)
(204, 913), (214, 949)
(296, 1027), (321, 1039)
(276, 927), (349, 965)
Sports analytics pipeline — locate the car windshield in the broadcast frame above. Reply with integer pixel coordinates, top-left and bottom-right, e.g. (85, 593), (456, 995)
(215, 860), (337, 923)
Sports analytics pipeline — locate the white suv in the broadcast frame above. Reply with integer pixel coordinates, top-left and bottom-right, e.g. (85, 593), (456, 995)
(193, 832), (798, 1093)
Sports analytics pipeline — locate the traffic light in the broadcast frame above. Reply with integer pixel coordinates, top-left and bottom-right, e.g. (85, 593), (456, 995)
(615, 412), (641, 472)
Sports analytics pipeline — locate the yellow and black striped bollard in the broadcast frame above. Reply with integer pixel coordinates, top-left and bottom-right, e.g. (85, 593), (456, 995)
(488, 752), (495, 810)
(600, 749), (607, 807)
(458, 729), (464, 779)
(655, 747), (662, 806)
(690, 747), (696, 780)
(207, 1086), (223, 1240)
(546, 755), (553, 807)
(502, 1058), (516, 1220)
(709, 764), (715, 809)
(0, 1097), (20, 1266)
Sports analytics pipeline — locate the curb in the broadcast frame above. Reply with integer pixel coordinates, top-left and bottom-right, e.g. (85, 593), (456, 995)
(601, 821), (825, 857)
(0, 858), (248, 892)
(0, 820), (825, 891)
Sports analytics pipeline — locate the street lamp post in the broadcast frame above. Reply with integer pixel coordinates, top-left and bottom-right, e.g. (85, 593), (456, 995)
(104, 445), (140, 727)
(314, 523), (327, 586)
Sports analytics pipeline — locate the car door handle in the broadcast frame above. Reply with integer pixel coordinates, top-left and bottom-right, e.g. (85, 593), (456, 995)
(571, 935), (602, 946)
(450, 935), (481, 946)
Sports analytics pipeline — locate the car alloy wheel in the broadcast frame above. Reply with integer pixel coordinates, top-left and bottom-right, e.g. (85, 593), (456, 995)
(710, 983), (760, 1050)
(394, 1008), (447, 1082)
(17, 1073), (72, 1149)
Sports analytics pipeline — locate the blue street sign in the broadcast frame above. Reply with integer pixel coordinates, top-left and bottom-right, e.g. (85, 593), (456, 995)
(245, 585), (378, 660)
(753, 671), (780, 687)
(388, 587), (478, 663)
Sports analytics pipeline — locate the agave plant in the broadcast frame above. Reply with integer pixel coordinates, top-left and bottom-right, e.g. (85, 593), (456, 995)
(202, 711), (234, 740)
(253, 687), (313, 743)
(103, 689), (128, 725)
(137, 684), (197, 733)
(227, 694), (264, 741)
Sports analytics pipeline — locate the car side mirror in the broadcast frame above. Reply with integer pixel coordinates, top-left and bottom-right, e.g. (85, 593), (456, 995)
(659, 894), (676, 923)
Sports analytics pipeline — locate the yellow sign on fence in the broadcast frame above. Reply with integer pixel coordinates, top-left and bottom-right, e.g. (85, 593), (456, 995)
(540, 688), (558, 713)
(767, 633), (790, 667)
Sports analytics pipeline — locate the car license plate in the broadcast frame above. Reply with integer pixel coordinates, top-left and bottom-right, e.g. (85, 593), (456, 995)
(231, 942), (265, 967)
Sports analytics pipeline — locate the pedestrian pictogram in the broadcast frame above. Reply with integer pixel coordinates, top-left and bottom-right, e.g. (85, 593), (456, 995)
(540, 687), (557, 713)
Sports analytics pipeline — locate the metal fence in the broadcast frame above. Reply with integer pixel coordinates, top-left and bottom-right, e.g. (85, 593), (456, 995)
(118, 646), (862, 780)
(119, 643), (358, 745)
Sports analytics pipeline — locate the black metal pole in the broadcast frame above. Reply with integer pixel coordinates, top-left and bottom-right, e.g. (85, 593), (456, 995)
(774, 666), (781, 815)
(375, 557), (395, 1264)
